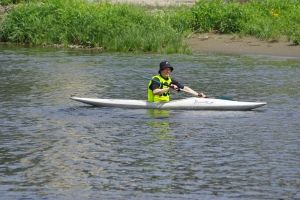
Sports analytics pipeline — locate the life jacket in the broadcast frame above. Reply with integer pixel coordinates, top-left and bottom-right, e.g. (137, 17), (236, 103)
(148, 75), (172, 102)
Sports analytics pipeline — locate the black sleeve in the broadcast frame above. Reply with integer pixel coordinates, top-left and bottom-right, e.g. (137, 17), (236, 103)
(171, 79), (184, 89)
(149, 78), (160, 90)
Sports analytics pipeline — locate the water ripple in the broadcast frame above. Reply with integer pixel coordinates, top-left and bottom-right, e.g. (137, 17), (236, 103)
(1, 46), (299, 199)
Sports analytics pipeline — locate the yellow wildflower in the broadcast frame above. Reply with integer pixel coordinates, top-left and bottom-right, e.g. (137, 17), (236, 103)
(270, 8), (279, 17)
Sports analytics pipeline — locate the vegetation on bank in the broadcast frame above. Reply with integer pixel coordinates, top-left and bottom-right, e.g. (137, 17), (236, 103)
(0, 0), (299, 53)
(0, 0), (191, 53)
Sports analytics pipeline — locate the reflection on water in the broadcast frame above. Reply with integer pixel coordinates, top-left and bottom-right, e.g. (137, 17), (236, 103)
(0, 45), (300, 199)
(147, 110), (174, 145)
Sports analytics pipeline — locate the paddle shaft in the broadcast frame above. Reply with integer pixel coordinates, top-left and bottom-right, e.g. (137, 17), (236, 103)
(141, 76), (201, 97)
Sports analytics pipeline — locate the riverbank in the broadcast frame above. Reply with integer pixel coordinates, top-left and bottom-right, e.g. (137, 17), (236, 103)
(188, 33), (300, 57)
(2, 34), (298, 57)
(1, 1), (299, 57)
(2, 33), (298, 58)
(108, 0), (300, 57)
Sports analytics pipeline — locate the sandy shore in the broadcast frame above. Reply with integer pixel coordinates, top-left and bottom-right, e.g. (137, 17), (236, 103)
(188, 33), (300, 57)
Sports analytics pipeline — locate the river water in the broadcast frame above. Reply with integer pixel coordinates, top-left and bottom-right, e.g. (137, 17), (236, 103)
(0, 45), (299, 199)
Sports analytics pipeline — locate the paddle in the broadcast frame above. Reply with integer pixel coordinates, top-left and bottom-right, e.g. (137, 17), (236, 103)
(141, 76), (233, 100)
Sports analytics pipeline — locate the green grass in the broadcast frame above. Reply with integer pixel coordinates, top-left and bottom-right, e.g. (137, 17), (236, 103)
(0, 0), (191, 53)
(0, 0), (299, 53)
(191, 0), (300, 44)
(1, 0), (26, 6)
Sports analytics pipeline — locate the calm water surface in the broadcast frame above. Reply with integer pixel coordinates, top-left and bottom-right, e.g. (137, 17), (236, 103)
(0, 45), (299, 199)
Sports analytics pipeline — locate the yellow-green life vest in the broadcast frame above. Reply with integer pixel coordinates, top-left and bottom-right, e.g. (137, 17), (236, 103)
(148, 75), (172, 102)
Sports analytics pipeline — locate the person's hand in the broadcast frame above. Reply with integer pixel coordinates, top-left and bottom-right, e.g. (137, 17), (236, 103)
(198, 93), (206, 98)
(170, 84), (178, 91)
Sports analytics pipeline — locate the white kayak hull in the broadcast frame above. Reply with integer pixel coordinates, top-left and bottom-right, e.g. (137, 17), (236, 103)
(70, 97), (266, 111)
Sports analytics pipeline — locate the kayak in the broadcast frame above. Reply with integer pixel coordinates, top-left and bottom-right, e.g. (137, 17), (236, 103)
(70, 96), (267, 111)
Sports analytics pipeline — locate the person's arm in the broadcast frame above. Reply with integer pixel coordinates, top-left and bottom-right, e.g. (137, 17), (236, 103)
(153, 87), (170, 95)
(183, 86), (206, 98)
(150, 78), (171, 95)
(172, 79), (206, 98)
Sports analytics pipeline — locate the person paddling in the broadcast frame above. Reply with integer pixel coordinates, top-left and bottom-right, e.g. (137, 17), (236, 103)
(148, 61), (206, 102)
